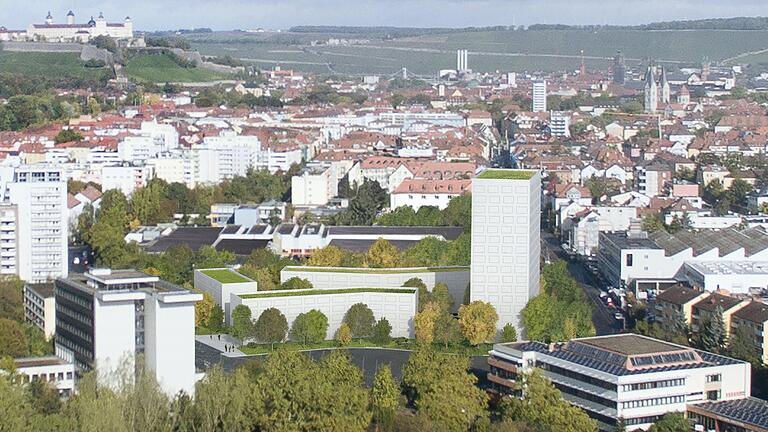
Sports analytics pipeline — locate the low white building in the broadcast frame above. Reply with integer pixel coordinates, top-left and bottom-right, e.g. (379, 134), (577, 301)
(488, 334), (752, 431)
(101, 164), (153, 196)
(230, 287), (417, 339)
(14, 356), (75, 397)
(683, 261), (768, 294)
(193, 269), (258, 324)
(281, 266), (469, 313)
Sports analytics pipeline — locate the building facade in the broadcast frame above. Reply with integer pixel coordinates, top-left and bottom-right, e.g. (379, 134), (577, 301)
(471, 169), (541, 333)
(488, 334), (752, 431)
(24, 282), (56, 338)
(27, 11), (133, 42)
(54, 269), (202, 396)
(533, 81), (547, 113)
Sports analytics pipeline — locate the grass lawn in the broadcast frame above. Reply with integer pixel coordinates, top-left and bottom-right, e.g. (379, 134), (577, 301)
(124, 54), (230, 83)
(239, 337), (492, 356)
(477, 169), (536, 180)
(284, 266), (469, 274)
(0, 51), (109, 80)
(239, 287), (416, 299)
(200, 269), (251, 284)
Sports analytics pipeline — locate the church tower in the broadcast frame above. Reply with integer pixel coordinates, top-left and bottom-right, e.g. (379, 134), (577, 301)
(660, 67), (671, 104)
(644, 66), (658, 113)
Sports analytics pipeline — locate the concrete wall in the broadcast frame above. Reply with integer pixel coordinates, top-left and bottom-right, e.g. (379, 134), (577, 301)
(231, 289), (417, 339)
(0, 41), (82, 52)
(193, 269), (257, 324)
(280, 266), (469, 313)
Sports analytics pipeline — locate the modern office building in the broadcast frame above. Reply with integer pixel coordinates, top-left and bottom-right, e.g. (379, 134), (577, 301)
(4, 166), (68, 282)
(488, 334), (752, 431)
(532, 81), (547, 113)
(471, 169), (541, 333)
(54, 268), (202, 396)
(24, 282), (56, 338)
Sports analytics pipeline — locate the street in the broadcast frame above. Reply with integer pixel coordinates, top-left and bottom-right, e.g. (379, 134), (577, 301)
(541, 232), (621, 336)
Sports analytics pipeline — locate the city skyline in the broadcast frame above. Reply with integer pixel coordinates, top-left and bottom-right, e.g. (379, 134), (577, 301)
(1, 0), (767, 31)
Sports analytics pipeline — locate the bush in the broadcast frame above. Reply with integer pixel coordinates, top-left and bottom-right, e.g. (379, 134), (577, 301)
(291, 309), (328, 344)
(84, 59), (106, 68)
(500, 323), (518, 343)
(371, 317), (393, 344)
(280, 277), (313, 290)
(343, 303), (376, 338)
(336, 323), (352, 346)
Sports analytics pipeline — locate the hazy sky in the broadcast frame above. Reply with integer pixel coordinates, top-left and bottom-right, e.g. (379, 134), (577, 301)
(1, 0), (766, 31)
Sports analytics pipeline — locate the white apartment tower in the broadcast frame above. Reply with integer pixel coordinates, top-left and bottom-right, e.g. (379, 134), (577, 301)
(4, 166), (68, 282)
(532, 81), (547, 113)
(471, 169), (541, 333)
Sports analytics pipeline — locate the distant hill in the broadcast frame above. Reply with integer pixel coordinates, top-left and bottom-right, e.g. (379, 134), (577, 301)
(529, 16), (768, 31)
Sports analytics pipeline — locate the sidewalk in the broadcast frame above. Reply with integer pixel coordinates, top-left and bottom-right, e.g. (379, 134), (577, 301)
(195, 334), (248, 357)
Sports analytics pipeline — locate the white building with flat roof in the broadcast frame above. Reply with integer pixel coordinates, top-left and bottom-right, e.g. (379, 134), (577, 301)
(488, 334), (752, 431)
(55, 269), (202, 396)
(471, 169), (541, 333)
(24, 282), (56, 338)
(533, 81), (547, 113)
(14, 356), (75, 397)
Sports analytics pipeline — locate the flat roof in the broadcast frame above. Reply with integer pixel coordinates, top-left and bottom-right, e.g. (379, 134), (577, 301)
(239, 287), (416, 299)
(200, 269), (251, 284)
(26, 282), (55, 298)
(145, 227), (223, 253)
(686, 261), (768, 276)
(328, 239), (421, 252)
(476, 169), (536, 180)
(577, 334), (687, 356)
(14, 356), (70, 368)
(601, 232), (661, 250)
(88, 269), (156, 282)
(284, 266), (469, 274)
(326, 226), (463, 239)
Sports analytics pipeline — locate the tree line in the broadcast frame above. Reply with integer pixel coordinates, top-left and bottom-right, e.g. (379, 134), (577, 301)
(1, 344), (602, 432)
(0, 278), (53, 360)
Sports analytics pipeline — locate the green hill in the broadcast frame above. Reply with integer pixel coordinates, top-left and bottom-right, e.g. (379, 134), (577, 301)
(189, 28), (768, 75)
(0, 51), (110, 79)
(124, 53), (230, 83)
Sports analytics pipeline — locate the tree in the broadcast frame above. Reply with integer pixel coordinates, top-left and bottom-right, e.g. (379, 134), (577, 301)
(458, 301), (499, 346)
(642, 213), (666, 233)
(343, 303), (376, 338)
(253, 308), (288, 349)
(280, 277), (313, 290)
(500, 369), (597, 432)
(500, 323), (518, 343)
(371, 317), (393, 345)
(433, 312), (464, 348)
(208, 305), (225, 333)
(648, 412), (689, 432)
(54, 129), (84, 144)
(696, 305), (726, 353)
(404, 277), (431, 311)
(431, 282), (454, 312)
(366, 238), (401, 268)
(728, 324), (760, 364)
(194, 291), (216, 328)
(306, 246), (345, 267)
(189, 367), (257, 431)
(415, 302), (441, 345)
(371, 365), (400, 431)
(335, 323), (352, 346)
(0, 318), (28, 357)
(402, 349), (489, 432)
(291, 310), (329, 344)
(0, 277), (23, 321)
(231, 304), (253, 340)
(389, 94), (406, 109)
(615, 417), (627, 432)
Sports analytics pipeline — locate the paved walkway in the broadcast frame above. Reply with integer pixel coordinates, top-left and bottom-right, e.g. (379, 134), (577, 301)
(195, 334), (247, 358)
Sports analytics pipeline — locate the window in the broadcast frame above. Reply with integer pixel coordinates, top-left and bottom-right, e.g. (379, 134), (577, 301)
(626, 254), (633, 267)
(706, 374), (722, 383)
(707, 390), (721, 401)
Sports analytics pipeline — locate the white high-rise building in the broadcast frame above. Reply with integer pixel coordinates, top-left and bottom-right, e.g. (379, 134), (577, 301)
(55, 269), (202, 396)
(4, 166), (68, 282)
(532, 81), (547, 112)
(471, 169), (541, 333)
(191, 133), (261, 185)
(456, 49), (469, 71)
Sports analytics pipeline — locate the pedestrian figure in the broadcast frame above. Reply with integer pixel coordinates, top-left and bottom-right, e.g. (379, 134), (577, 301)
(217, 334), (221, 341)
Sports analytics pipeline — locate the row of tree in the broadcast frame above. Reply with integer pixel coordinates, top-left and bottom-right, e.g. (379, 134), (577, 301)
(1, 345), (605, 432)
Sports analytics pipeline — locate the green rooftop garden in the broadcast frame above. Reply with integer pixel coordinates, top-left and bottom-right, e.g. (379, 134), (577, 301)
(239, 287), (416, 299)
(282, 266), (469, 274)
(200, 269), (251, 284)
(477, 169), (536, 180)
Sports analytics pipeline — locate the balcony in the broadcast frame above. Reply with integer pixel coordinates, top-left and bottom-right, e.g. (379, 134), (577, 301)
(488, 357), (519, 374)
(487, 373), (517, 390)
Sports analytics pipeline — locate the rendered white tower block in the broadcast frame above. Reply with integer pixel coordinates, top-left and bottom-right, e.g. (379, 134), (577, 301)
(471, 169), (541, 333)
